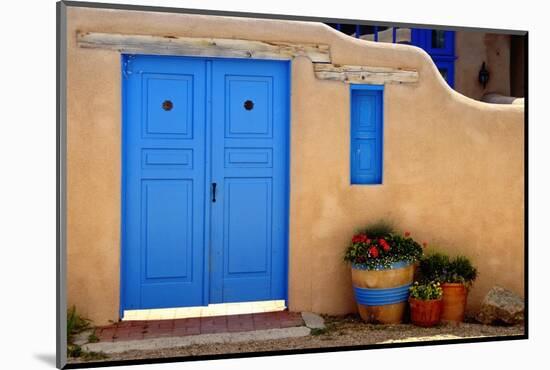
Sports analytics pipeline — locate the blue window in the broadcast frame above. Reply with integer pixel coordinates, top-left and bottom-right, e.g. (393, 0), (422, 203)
(411, 29), (456, 87)
(350, 85), (384, 184)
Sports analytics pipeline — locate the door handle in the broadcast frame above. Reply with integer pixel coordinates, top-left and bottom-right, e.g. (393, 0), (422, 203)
(212, 182), (217, 203)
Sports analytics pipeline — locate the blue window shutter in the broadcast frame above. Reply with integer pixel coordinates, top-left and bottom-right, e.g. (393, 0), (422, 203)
(350, 85), (383, 184)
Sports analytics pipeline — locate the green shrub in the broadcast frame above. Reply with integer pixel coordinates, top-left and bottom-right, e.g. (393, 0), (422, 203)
(418, 252), (450, 283)
(409, 281), (443, 300)
(447, 255), (478, 285)
(418, 253), (478, 287)
(361, 220), (395, 239)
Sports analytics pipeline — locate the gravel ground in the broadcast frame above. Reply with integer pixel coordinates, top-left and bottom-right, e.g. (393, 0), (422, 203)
(68, 314), (524, 364)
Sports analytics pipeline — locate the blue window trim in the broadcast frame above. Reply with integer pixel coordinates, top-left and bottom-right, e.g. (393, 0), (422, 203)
(350, 84), (384, 185)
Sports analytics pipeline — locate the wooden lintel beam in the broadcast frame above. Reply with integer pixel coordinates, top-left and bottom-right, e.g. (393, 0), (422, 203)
(314, 63), (419, 84)
(76, 32), (331, 63)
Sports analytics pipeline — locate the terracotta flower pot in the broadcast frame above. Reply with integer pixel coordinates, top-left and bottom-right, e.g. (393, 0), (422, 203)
(409, 297), (443, 327)
(351, 261), (415, 324)
(441, 283), (468, 323)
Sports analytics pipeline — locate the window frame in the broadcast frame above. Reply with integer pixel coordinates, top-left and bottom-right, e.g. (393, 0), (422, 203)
(349, 84), (384, 185)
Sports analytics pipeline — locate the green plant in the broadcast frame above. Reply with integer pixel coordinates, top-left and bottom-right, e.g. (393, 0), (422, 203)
(446, 255), (478, 285)
(67, 306), (91, 343)
(418, 252), (450, 283)
(343, 222), (423, 270)
(310, 327), (329, 336)
(67, 344), (82, 358)
(409, 281), (443, 300)
(67, 343), (108, 361)
(80, 350), (109, 361)
(87, 331), (99, 343)
(66, 306), (107, 361)
(418, 253), (478, 287)
(361, 220), (395, 239)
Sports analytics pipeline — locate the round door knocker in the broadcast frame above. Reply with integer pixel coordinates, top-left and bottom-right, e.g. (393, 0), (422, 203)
(162, 100), (173, 111)
(243, 100), (254, 110)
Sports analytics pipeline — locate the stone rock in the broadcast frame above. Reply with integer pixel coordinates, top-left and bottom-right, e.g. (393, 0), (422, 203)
(301, 312), (325, 329)
(476, 286), (524, 325)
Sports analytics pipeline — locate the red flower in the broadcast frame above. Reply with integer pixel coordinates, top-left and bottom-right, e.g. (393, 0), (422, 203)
(378, 238), (390, 252)
(405, 231), (411, 237)
(352, 234), (369, 244)
(422, 242), (428, 248)
(368, 246), (379, 258)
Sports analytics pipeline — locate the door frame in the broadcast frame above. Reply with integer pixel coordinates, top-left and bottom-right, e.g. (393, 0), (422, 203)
(120, 54), (291, 318)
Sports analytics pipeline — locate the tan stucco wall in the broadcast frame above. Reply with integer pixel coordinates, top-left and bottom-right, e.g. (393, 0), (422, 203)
(455, 31), (512, 100)
(66, 7), (524, 325)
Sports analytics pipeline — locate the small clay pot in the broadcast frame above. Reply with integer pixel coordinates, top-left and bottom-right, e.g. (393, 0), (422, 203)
(409, 297), (443, 327)
(441, 283), (468, 323)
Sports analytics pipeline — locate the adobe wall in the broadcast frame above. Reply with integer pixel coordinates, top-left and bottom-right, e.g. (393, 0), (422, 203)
(66, 6), (524, 325)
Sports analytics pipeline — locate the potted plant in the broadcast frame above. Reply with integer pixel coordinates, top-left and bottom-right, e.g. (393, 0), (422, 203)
(418, 253), (478, 324)
(344, 222), (423, 324)
(408, 281), (444, 327)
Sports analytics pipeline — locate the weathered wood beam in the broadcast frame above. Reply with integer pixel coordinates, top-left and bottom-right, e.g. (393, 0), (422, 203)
(314, 63), (418, 84)
(77, 32), (331, 63)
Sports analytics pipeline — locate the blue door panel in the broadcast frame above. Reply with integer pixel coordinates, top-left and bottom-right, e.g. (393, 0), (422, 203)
(225, 178), (272, 275)
(142, 148), (193, 168)
(210, 59), (288, 304)
(142, 180), (193, 279)
(122, 55), (289, 312)
(122, 55), (207, 310)
(225, 76), (273, 137)
(144, 74), (194, 138)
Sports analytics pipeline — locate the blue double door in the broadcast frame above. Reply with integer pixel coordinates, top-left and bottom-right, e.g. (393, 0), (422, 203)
(122, 55), (289, 311)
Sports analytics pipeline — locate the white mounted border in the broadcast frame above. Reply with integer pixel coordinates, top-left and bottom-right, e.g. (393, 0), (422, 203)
(76, 31), (331, 63)
(314, 63), (419, 85)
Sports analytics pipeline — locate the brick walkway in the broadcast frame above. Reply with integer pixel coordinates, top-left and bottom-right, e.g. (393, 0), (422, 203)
(95, 311), (304, 342)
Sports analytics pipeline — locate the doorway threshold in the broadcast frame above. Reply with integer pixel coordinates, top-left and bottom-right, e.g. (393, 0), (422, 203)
(122, 300), (286, 321)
